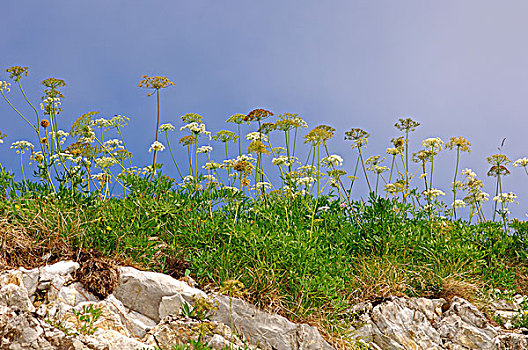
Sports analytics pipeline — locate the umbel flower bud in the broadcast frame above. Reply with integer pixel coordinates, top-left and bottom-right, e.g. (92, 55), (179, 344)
(40, 119), (50, 128)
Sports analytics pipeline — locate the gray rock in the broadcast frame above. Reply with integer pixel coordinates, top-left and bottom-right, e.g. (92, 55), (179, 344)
(211, 293), (334, 350)
(113, 266), (206, 321)
(19, 267), (39, 299)
(159, 292), (186, 320)
(0, 283), (35, 312)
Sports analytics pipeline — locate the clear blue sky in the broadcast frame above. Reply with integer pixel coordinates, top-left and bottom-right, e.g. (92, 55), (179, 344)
(1, 1), (528, 218)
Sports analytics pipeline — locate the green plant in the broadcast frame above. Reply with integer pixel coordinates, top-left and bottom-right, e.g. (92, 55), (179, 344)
(181, 297), (217, 321)
(72, 304), (102, 335)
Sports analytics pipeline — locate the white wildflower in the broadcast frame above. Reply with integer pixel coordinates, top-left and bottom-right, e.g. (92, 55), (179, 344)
(493, 192), (517, 203)
(272, 155), (298, 167)
(149, 141), (165, 152)
(386, 147), (402, 155)
(461, 168), (477, 178)
(321, 155), (343, 167)
(103, 139), (123, 152)
(92, 118), (112, 128)
(197, 146), (213, 153)
(183, 175), (194, 183)
(296, 176), (317, 186)
(422, 188), (445, 198)
(222, 186), (239, 192)
(513, 157), (528, 167)
(95, 156), (118, 168)
(159, 123), (175, 132)
(204, 175), (217, 182)
(255, 182), (272, 191)
(203, 161), (222, 170)
(0, 81), (11, 92)
(92, 173), (111, 183)
(180, 122), (211, 138)
(245, 132), (268, 142)
(422, 137), (444, 151)
(10, 140), (34, 154)
(452, 199), (466, 208)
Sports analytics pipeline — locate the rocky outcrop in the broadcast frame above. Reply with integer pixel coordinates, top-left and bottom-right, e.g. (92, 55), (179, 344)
(0, 261), (334, 349)
(3, 260), (528, 350)
(350, 296), (528, 350)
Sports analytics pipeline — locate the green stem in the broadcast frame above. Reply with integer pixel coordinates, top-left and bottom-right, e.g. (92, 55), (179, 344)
(358, 147), (372, 192)
(452, 148), (460, 219)
(165, 132), (183, 179)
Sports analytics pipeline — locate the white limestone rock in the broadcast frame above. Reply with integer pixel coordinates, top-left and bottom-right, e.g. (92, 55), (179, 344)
(113, 266), (206, 321)
(86, 329), (154, 350)
(211, 293), (334, 350)
(0, 283), (34, 312)
(19, 267), (39, 298)
(159, 292), (186, 320)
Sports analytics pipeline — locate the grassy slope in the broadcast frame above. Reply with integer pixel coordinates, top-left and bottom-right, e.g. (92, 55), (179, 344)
(2, 181), (528, 346)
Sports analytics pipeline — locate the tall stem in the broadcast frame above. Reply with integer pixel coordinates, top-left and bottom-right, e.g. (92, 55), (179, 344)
(452, 148), (460, 219)
(358, 147), (372, 192)
(152, 88), (160, 171)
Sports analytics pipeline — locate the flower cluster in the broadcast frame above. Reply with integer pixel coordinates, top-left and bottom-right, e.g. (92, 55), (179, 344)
(159, 123), (175, 132)
(422, 137), (444, 152)
(246, 132), (268, 142)
(272, 156), (298, 167)
(149, 141), (165, 153)
(493, 192), (517, 203)
(513, 157), (528, 168)
(11, 140), (34, 154)
(321, 155), (343, 167)
(446, 136), (471, 153)
(0, 81), (11, 92)
(422, 188), (445, 198)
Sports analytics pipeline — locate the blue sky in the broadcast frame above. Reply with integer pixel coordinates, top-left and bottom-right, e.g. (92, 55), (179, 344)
(1, 1), (528, 218)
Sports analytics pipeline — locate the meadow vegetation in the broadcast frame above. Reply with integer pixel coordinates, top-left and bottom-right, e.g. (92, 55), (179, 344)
(1, 66), (528, 345)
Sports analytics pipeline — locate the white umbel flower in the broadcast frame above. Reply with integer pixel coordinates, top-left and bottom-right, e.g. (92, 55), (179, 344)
(422, 188), (445, 198)
(149, 141), (165, 152)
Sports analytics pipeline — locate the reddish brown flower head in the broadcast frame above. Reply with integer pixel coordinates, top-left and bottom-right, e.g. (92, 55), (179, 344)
(245, 108), (273, 122)
(40, 119), (50, 128)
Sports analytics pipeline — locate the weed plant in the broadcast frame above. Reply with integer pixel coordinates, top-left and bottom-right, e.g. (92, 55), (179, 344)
(2, 67), (528, 346)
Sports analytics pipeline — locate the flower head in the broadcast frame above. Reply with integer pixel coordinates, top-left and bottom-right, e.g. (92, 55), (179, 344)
(344, 128), (369, 148)
(321, 155), (344, 167)
(110, 115), (130, 128)
(422, 137), (444, 152)
(493, 192), (517, 203)
(149, 141), (165, 152)
(452, 199), (466, 208)
(245, 108), (273, 122)
(272, 156), (298, 167)
(180, 122), (210, 138)
(138, 75), (174, 95)
(226, 113), (249, 125)
(513, 157), (528, 168)
(446, 136), (471, 153)
(197, 146), (212, 153)
(6, 66), (29, 80)
(159, 123), (175, 132)
(180, 113), (203, 123)
(213, 130), (238, 143)
(394, 117), (420, 133)
(305, 125), (334, 145)
(246, 132), (268, 142)
(422, 188), (445, 198)
(0, 81), (11, 92)
(10, 140), (34, 154)
(95, 156), (118, 169)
